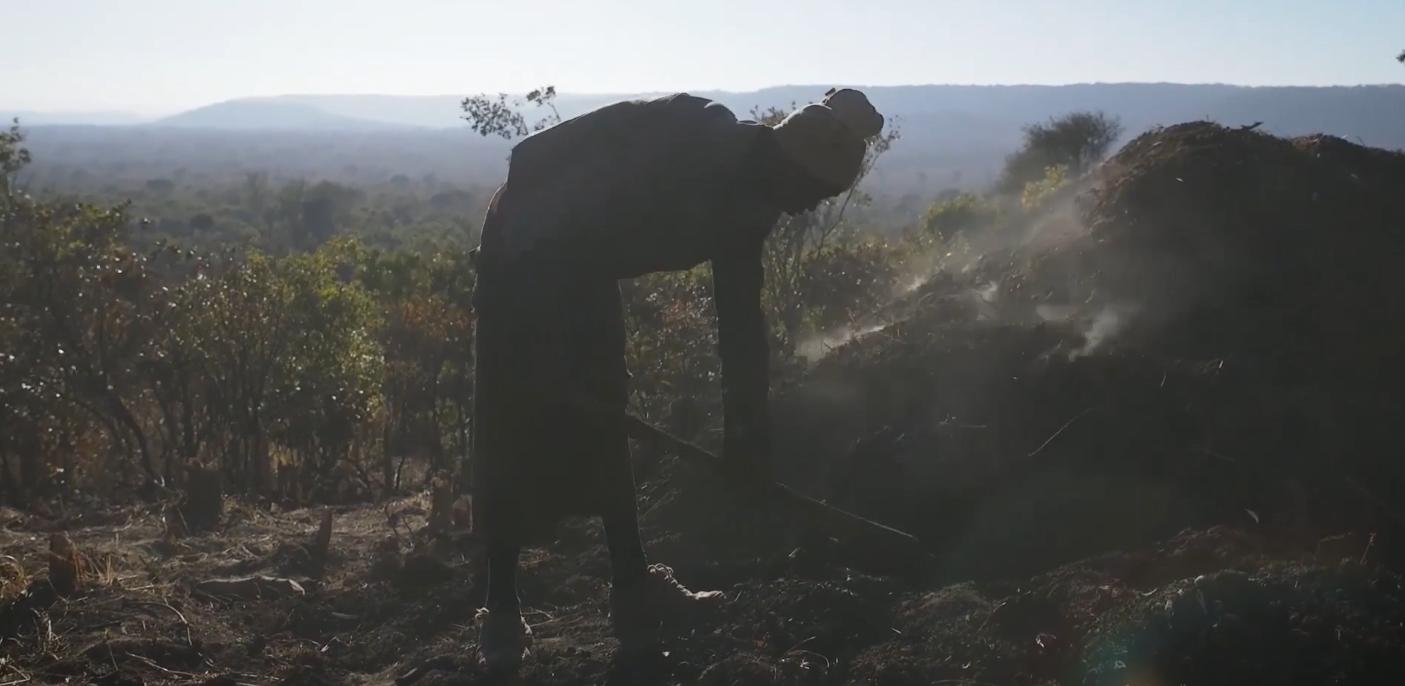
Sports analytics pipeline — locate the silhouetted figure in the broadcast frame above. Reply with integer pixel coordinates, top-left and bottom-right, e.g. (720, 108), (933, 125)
(471, 89), (883, 672)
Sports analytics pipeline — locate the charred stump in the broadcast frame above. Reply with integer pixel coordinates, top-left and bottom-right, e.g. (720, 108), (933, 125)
(48, 532), (81, 597)
(311, 508), (334, 578)
(428, 474), (453, 534)
(180, 463), (223, 533)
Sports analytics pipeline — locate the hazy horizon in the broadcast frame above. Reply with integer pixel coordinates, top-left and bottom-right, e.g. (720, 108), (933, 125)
(12, 0), (1405, 115)
(11, 81), (1405, 123)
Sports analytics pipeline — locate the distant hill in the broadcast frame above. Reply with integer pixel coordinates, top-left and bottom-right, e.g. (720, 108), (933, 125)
(16, 83), (1405, 199)
(1, 110), (149, 126)
(156, 99), (405, 130)
(173, 84), (1405, 143)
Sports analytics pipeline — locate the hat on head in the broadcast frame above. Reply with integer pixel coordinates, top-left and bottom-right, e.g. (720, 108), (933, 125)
(823, 88), (885, 139)
(771, 89), (884, 191)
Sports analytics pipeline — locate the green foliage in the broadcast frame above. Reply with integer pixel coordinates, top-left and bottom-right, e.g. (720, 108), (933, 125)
(997, 111), (1122, 194)
(0, 103), (913, 505)
(265, 246), (384, 492)
(147, 241), (474, 498)
(167, 251), (293, 490)
(460, 85), (562, 139)
(623, 269), (720, 425)
(2, 191), (161, 490)
(43, 166), (487, 258)
(270, 180), (364, 251)
(1020, 164), (1070, 211)
(353, 245), (476, 493)
(794, 239), (904, 334)
(0, 119), (30, 198)
(1, 185), (471, 500)
(923, 192), (1003, 241)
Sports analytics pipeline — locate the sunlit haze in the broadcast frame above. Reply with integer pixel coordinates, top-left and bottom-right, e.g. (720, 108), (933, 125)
(10, 0), (1405, 115)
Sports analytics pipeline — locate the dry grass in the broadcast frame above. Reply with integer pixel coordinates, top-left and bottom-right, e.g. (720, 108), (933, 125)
(0, 554), (29, 601)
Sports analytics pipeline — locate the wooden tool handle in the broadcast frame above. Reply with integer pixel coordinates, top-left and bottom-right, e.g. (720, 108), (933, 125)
(622, 413), (929, 558)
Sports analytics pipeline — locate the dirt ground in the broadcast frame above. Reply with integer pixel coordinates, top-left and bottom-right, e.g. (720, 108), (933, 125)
(4, 123), (1405, 684)
(0, 491), (1399, 685)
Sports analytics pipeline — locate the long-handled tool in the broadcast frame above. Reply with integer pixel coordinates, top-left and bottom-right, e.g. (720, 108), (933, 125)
(618, 411), (931, 565)
(468, 387), (932, 567)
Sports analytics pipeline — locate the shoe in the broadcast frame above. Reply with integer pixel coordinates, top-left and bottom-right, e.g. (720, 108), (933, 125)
(475, 607), (532, 673)
(610, 563), (723, 654)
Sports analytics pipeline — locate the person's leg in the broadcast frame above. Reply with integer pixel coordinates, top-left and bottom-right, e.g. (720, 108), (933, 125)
(602, 476), (648, 590)
(473, 308), (523, 614)
(591, 282), (723, 655)
(477, 540), (531, 673)
(592, 279), (648, 590)
(484, 542), (522, 612)
(471, 271), (532, 672)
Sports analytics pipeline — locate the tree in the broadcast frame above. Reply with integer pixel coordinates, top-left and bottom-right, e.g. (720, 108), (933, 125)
(997, 111), (1123, 194)
(923, 192), (1003, 241)
(268, 180), (363, 251)
(460, 86), (562, 139)
(264, 243), (382, 500)
(2, 196), (165, 488)
(0, 119), (30, 198)
(173, 252), (293, 493)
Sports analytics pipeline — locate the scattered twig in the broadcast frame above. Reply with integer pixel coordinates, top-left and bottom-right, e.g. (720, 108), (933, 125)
(1027, 407), (1092, 458)
(105, 639), (119, 675)
(133, 600), (193, 647)
(122, 652), (200, 678)
(781, 648), (832, 670)
(976, 600), (1005, 633)
(782, 635), (818, 655)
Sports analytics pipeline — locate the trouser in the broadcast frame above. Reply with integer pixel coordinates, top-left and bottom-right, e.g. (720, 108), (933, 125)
(471, 262), (648, 610)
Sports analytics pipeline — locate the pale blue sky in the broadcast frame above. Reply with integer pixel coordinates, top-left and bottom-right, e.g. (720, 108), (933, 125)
(9, 0), (1404, 114)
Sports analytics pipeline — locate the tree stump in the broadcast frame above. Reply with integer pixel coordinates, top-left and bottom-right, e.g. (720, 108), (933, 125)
(311, 509), (334, 578)
(428, 475), (453, 534)
(48, 532), (81, 597)
(180, 463), (223, 533)
(452, 495), (473, 531)
(162, 504), (188, 541)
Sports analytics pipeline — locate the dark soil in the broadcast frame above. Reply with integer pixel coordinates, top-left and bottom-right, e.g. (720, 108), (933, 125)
(0, 503), (1396, 685)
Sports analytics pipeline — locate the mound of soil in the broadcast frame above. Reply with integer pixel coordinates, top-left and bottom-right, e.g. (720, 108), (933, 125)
(773, 123), (1405, 577)
(1043, 122), (1405, 370)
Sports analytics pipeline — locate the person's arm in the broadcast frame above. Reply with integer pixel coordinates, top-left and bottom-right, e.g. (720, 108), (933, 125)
(712, 232), (772, 486)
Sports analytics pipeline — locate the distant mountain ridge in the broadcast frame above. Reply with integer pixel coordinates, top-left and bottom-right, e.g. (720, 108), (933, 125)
(14, 83), (1405, 196)
(0, 110), (149, 126)
(155, 98), (406, 130)
(160, 85), (1405, 188)
(249, 84), (1405, 142)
